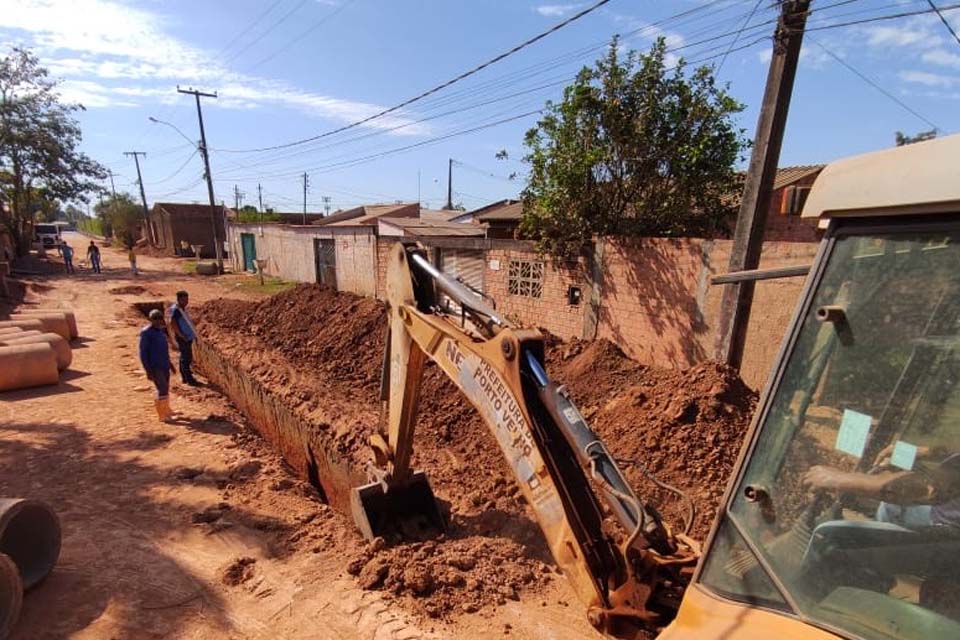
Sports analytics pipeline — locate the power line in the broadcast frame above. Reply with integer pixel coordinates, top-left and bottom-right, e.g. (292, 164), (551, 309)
(216, 0), (287, 60)
(926, 0), (960, 46)
(247, 0), (360, 71)
(805, 2), (960, 32)
(809, 38), (943, 131)
(222, 0), (311, 66)
(152, 149), (200, 185)
(216, 0), (615, 154)
(715, 0), (767, 74)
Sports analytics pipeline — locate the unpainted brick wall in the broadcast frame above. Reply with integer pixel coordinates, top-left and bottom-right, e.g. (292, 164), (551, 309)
(765, 176), (823, 242)
(485, 247), (586, 339)
(597, 237), (819, 389)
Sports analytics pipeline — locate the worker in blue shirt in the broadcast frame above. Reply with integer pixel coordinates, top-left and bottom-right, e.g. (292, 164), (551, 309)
(169, 290), (200, 386)
(139, 309), (176, 421)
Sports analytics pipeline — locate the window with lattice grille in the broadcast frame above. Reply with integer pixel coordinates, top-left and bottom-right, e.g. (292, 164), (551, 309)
(508, 259), (544, 298)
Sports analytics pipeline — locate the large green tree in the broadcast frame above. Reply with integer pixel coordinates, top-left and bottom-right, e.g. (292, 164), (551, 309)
(0, 48), (105, 255)
(94, 193), (141, 248)
(521, 38), (748, 258)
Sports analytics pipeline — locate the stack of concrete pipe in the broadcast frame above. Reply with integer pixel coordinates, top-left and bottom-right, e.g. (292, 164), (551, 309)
(0, 309), (78, 392)
(0, 499), (62, 639)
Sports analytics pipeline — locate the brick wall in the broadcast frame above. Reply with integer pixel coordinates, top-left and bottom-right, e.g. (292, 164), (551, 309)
(596, 237), (819, 389)
(485, 246), (586, 339)
(765, 175), (822, 242)
(375, 237), (401, 300)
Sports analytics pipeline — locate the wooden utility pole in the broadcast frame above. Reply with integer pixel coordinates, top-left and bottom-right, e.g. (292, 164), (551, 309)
(124, 151), (153, 244)
(233, 184), (244, 210)
(106, 170), (117, 198)
(258, 183), (264, 212)
(302, 172), (309, 225)
(715, 0), (811, 369)
(445, 158), (454, 210)
(177, 86), (223, 272)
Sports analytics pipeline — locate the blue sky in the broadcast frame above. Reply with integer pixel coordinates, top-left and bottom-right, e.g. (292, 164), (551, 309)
(2, 0), (959, 213)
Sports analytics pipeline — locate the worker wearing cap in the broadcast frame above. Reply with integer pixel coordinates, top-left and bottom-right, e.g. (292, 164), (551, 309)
(140, 309), (176, 421)
(169, 290), (200, 386)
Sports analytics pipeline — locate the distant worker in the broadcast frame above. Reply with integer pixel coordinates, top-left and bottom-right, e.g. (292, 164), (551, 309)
(139, 309), (176, 422)
(86, 240), (101, 274)
(61, 241), (75, 274)
(180, 239), (190, 257)
(169, 290), (199, 386)
(128, 246), (138, 275)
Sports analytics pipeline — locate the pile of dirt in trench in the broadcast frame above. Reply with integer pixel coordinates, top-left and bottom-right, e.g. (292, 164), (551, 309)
(196, 284), (757, 616)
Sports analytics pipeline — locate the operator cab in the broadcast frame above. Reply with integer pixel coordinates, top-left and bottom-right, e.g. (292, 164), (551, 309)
(696, 135), (960, 640)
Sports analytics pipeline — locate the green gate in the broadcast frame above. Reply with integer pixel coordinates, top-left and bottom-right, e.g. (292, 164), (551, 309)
(240, 233), (256, 272)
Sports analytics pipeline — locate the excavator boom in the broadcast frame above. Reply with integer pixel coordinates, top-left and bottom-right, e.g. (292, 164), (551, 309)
(351, 243), (697, 634)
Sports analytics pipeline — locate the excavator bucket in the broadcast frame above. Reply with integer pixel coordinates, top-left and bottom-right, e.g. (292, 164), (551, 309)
(350, 470), (446, 542)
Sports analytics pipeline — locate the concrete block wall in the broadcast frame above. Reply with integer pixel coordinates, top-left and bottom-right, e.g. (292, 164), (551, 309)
(332, 229), (377, 297)
(226, 223), (377, 298)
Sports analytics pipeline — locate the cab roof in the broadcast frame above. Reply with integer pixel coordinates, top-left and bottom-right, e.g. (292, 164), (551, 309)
(801, 133), (960, 222)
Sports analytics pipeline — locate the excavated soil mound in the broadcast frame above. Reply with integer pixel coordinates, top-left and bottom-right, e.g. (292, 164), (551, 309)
(347, 535), (550, 619)
(197, 284), (757, 612)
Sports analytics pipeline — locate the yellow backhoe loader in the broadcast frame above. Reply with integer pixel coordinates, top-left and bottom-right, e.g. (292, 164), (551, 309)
(351, 133), (960, 639)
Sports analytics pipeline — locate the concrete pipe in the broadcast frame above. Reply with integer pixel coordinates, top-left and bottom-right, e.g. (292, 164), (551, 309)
(0, 553), (22, 640)
(0, 331), (43, 342)
(9, 313), (71, 341)
(0, 320), (44, 334)
(0, 499), (61, 590)
(0, 344), (59, 392)
(0, 333), (71, 371)
(12, 310), (77, 339)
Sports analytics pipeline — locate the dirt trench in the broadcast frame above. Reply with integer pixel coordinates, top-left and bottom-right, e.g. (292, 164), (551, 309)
(192, 284), (757, 622)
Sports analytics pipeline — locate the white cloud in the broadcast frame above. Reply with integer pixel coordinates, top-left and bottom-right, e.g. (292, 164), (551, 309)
(534, 4), (580, 17)
(1, 0), (427, 133)
(923, 48), (960, 69)
(898, 70), (957, 88)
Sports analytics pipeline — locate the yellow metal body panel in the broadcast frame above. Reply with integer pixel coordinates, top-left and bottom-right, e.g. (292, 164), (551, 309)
(659, 586), (840, 640)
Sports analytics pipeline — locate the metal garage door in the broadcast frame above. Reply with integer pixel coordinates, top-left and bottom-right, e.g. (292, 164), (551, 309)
(439, 248), (485, 313)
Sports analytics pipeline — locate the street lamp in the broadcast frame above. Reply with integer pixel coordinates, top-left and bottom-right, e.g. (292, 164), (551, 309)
(147, 116), (197, 148)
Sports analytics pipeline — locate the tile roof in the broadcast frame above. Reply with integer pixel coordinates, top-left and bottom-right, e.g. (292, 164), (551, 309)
(772, 165), (825, 190)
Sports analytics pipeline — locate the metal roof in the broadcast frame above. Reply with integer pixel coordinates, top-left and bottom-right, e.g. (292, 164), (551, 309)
(319, 203), (419, 227)
(378, 218), (484, 237)
(773, 165), (824, 190)
(802, 134), (960, 220)
(474, 200), (523, 222)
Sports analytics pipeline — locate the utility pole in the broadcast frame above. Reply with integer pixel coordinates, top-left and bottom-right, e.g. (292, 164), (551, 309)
(445, 158), (454, 210)
(124, 151), (153, 244)
(177, 86), (223, 272)
(322, 196), (331, 217)
(233, 184), (244, 210)
(106, 170), (117, 198)
(715, 0), (811, 370)
(302, 172), (309, 225)
(258, 183), (264, 212)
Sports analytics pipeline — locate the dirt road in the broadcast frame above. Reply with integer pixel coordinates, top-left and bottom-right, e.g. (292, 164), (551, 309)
(0, 233), (597, 640)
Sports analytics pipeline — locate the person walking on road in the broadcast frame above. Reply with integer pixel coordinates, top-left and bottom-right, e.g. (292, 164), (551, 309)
(128, 246), (139, 275)
(169, 290), (200, 386)
(140, 309), (176, 422)
(86, 240), (102, 273)
(61, 242), (75, 274)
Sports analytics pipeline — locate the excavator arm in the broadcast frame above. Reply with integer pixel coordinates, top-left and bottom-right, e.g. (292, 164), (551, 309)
(351, 243), (697, 635)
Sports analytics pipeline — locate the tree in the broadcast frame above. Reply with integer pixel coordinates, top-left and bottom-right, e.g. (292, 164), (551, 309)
(95, 193), (141, 248)
(0, 48), (105, 255)
(895, 129), (936, 147)
(520, 38), (748, 258)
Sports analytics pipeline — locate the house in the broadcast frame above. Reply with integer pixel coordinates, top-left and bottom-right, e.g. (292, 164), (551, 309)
(469, 199), (522, 239)
(149, 203), (230, 259)
(377, 217), (485, 238)
(312, 202), (419, 227)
